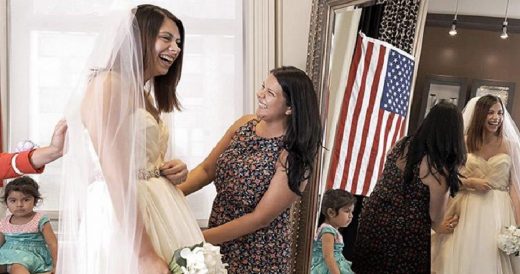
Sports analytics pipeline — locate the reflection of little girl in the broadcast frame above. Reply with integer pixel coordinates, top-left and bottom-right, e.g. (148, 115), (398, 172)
(0, 177), (57, 274)
(311, 189), (356, 274)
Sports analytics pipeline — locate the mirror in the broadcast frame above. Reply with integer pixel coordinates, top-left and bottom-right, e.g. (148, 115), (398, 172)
(295, 0), (379, 272)
(302, 0), (520, 271)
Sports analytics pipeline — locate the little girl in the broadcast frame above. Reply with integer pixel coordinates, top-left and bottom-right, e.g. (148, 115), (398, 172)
(311, 189), (356, 274)
(0, 176), (57, 274)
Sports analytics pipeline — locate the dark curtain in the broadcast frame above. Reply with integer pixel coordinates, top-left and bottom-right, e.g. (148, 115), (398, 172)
(378, 0), (421, 54)
(358, 4), (385, 39)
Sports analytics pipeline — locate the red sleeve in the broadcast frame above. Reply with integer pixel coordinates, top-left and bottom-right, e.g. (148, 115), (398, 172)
(0, 150), (45, 181)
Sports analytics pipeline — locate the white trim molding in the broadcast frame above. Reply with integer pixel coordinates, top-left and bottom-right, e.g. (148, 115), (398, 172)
(244, 0), (276, 112)
(0, 0), (7, 150)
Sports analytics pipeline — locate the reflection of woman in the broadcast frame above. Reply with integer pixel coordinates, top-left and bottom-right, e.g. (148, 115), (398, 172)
(59, 5), (203, 274)
(431, 95), (520, 274)
(351, 102), (466, 274)
(178, 66), (322, 273)
(0, 120), (67, 180)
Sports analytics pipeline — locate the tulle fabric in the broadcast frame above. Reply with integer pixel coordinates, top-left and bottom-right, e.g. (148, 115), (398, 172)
(58, 6), (146, 274)
(431, 96), (520, 274)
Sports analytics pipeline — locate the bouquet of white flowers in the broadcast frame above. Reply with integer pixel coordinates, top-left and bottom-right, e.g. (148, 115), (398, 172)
(497, 225), (520, 256)
(169, 242), (227, 274)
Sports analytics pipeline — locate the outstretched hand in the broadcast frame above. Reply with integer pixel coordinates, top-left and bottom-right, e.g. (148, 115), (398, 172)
(49, 119), (68, 157)
(160, 159), (188, 185)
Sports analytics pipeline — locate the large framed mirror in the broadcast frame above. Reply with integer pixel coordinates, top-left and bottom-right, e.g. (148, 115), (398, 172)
(301, 0), (520, 272)
(298, 0), (427, 271)
(296, 0), (392, 272)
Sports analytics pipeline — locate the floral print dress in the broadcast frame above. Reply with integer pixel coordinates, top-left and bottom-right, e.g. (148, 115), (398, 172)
(352, 137), (431, 274)
(208, 119), (292, 273)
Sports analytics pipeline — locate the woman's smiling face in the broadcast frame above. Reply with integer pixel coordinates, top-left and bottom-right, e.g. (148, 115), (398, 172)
(145, 17), (181, 81)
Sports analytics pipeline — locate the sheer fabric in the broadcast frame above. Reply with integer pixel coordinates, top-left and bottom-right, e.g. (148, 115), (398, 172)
(58, 7), (146, 273)
(462, 96), (520, 206)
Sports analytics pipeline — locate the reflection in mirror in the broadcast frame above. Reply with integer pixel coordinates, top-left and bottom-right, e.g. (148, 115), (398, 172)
(306, 0), (520, 272)
(304, 0), (427, 271)
(301, 1), (376, 272)
(419, 75), (468, 118)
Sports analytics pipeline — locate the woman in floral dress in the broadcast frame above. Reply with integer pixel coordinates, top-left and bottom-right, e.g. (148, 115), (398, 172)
(178, 66), (322, 273)
(351, 102), (466, 274)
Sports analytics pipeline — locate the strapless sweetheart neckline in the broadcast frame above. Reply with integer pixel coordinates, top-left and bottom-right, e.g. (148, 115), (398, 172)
(469, 153), (510, 162)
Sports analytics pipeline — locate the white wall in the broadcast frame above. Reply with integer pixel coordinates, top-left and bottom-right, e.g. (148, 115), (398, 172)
(0, 0), (7, 148)
(280, 0), (312, 70)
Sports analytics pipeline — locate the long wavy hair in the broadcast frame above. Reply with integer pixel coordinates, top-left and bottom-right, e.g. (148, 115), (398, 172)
(402, 102), (466, 196)
(466, 95), (504, 153)
(135, 4), (184, 113)
(271, 66), (322, 195)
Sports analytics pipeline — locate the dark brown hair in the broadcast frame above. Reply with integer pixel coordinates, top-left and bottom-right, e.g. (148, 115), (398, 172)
(3, 176), (42, 204)
(270, 66), (322, 195)
(403, 102), (466, 197)
(320, 189), (356, 219)
(135, 4), (184, 113)
(466, 95), (504, 153)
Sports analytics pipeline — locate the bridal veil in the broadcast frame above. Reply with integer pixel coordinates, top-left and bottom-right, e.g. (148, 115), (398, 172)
(462, 96), (520, 221)
(58, 4), (147, 273)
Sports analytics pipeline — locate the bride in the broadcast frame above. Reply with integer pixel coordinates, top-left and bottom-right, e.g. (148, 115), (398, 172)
(58, 4), (209, 274)
(431, 95), (520, 274)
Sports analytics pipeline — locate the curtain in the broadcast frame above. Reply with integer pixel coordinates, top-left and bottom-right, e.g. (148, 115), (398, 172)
(378, 0), (421, 54)
(358, 4), (385, 39)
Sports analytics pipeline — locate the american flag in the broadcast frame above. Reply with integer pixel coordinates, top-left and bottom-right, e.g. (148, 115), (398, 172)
(326, 33), (415, 196)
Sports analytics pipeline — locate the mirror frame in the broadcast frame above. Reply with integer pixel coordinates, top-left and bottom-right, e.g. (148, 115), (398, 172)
(295, 0), (375, 273)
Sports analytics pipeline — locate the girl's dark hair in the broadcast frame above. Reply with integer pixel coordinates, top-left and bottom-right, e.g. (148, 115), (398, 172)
(320, 189), (356, 220)
(3, 176), (42, 204)
(271, 66), (323, 195)
(403, 102), (466, 197)
(135, 4), (184, 113)
(466, 95), (504, 153)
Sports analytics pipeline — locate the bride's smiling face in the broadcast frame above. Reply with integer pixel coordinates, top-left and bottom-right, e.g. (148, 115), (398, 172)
(484, 102), (504, 134)
(145, 18), (181, 81)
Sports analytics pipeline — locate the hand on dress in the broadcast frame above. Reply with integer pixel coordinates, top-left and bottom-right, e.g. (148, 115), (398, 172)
(437, 215), (459, 234)
(160, 159), (188, 185)
(139, 253), (171, 274)
(464, 178), (492, 192)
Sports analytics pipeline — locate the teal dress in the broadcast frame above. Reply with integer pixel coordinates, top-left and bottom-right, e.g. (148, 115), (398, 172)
(311, 223), (354, 274)
(0, 212), (53, 273)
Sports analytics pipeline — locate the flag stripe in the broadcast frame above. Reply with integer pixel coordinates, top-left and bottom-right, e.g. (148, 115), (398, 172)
(326, 36), (363, 190)
(349, 45), (386, 193)
(338, 41), (375, 190)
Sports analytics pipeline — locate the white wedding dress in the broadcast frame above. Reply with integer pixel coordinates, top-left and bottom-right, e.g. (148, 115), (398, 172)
(135, 109), (204, 260)
(432, 153), (520, 274)
(77, 109), (204, 272)
(137, 109), (204, 263)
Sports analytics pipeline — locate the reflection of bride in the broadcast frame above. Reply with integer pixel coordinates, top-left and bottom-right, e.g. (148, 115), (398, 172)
(431, 95), (520, 274)
(58, 5), (204, 274)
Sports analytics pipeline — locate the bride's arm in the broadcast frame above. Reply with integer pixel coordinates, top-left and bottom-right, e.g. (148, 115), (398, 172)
(82, 74), (169, 272)
(202, 150), (301, 244)
(509, 181), (520, 224)
(459, 176), (491, 192)
(177, 115), (255, 195)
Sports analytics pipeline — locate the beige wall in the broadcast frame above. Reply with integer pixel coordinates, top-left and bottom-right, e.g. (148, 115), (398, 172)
(279, 0), (312, 70)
